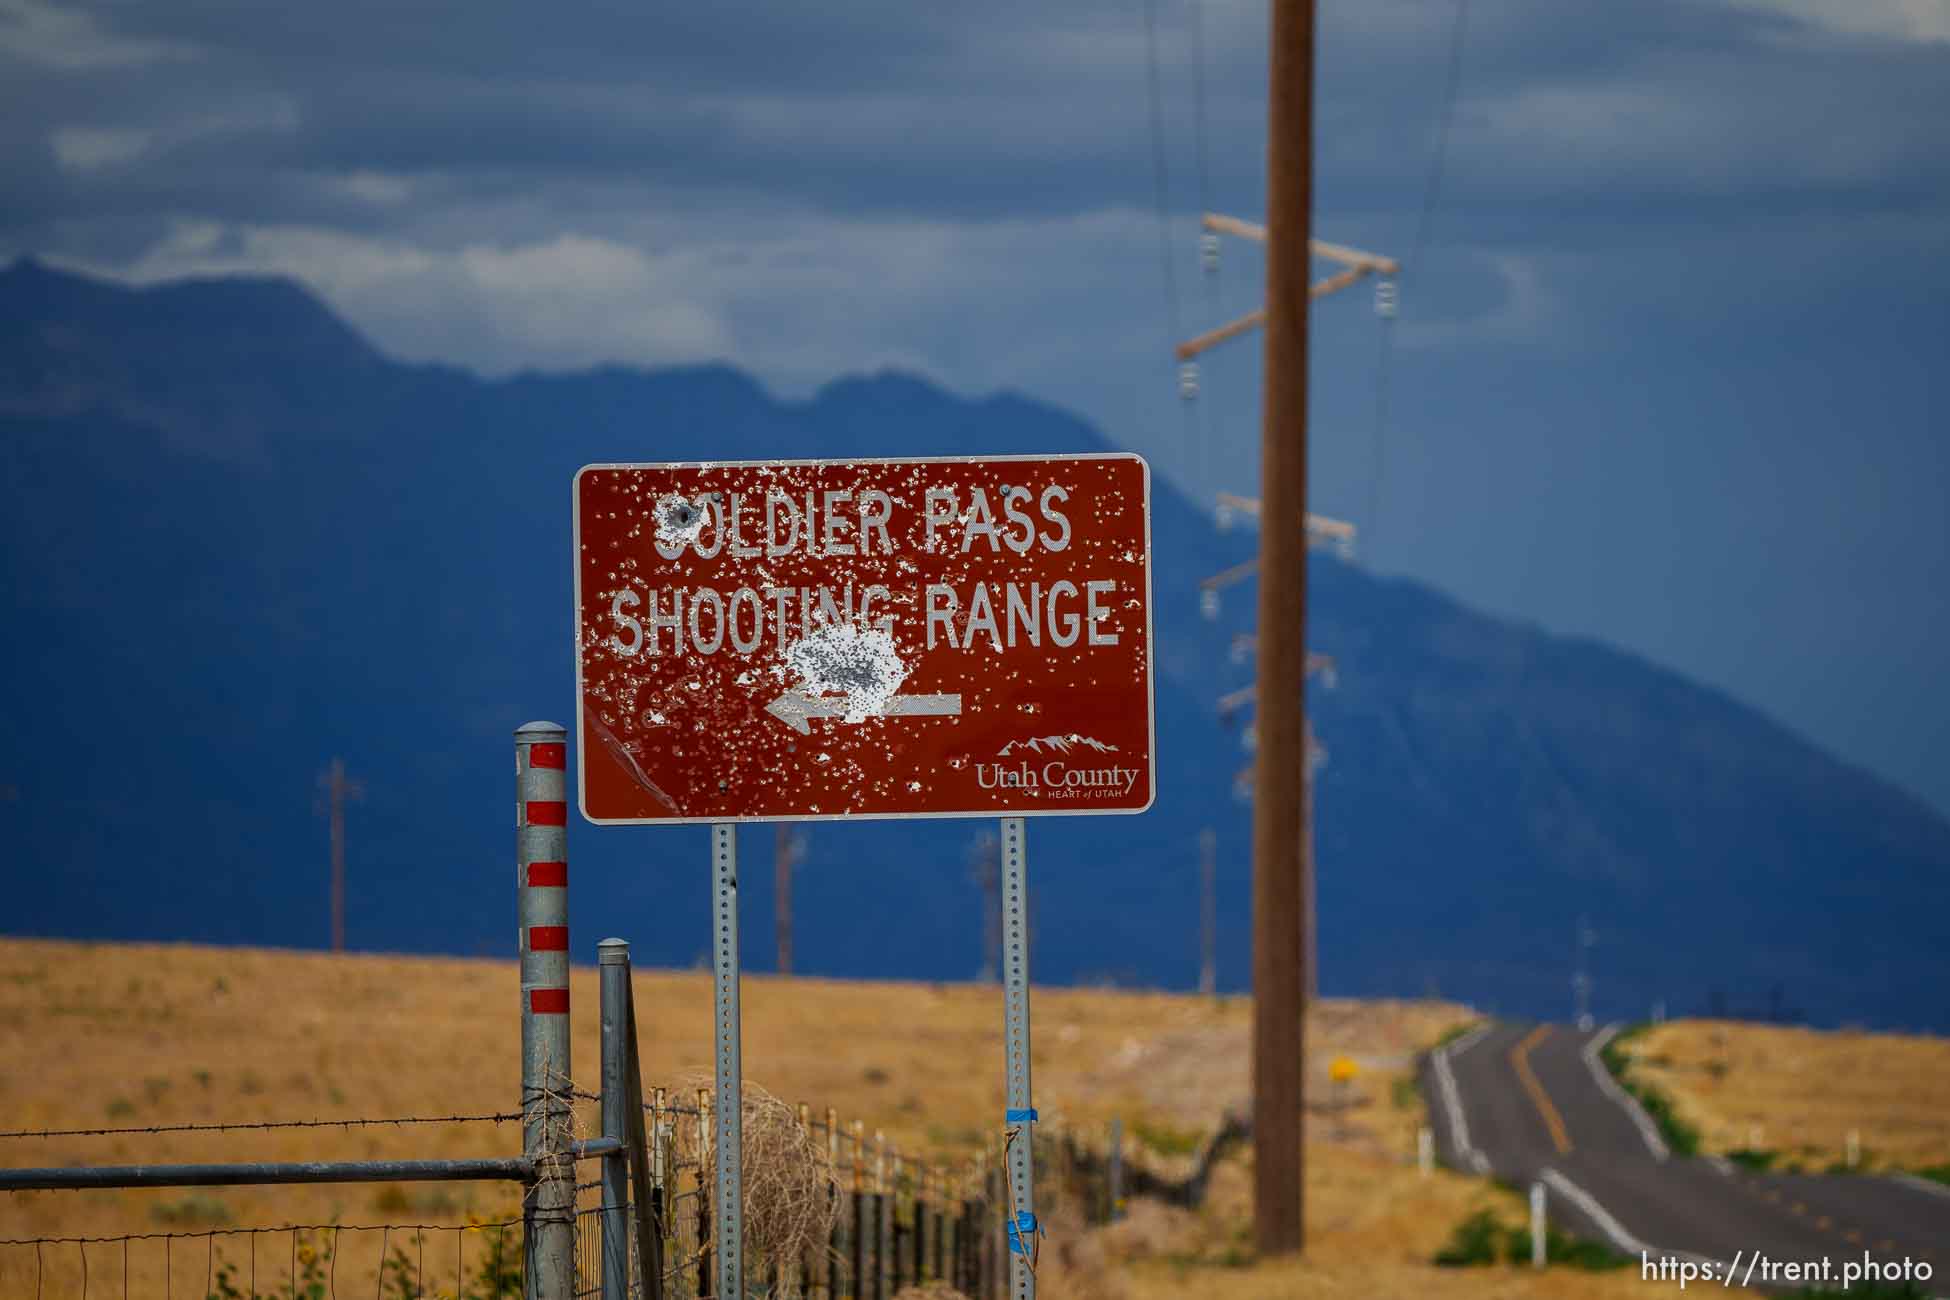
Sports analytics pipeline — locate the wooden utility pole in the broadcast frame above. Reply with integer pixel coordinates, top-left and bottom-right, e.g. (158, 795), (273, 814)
(776, 824), (803, 975)
(1304, 722), (1326, 1001)
(1199, 828), (1218, 997)
(970, 831), (1000, 983)
(317, 758), (362, 954)
(1252, 0), (1314, 1257)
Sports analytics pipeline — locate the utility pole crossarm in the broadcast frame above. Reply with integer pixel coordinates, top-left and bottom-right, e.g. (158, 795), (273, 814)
(1201, 213), (1400, 274)
(1176, 308), (1266, 362)
(1218, 493), (1357, 548)
(1177, 217), (1398, 361)
(1201, 508), (1356, 595)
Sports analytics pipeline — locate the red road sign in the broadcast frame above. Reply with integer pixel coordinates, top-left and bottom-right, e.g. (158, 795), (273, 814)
(574, 454), (1155, 823)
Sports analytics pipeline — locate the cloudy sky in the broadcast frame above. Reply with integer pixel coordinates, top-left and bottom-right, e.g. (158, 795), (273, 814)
(5, 0), (1948, 814)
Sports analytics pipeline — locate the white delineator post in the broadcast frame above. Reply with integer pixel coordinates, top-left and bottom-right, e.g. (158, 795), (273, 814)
(1530, 1181), (1547, 1269)
(1418, 1126), (1433, 1178)
(1001, 816), (1036, 1299)
(517, 721), (574, 1300)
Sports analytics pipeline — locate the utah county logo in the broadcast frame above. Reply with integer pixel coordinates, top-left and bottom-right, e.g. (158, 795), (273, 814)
(975, 734), (1142, 800)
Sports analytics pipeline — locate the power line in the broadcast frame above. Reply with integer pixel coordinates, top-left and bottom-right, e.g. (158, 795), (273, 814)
(1365, 0), (1473, 568)
(1141, 0), (1192, 480)
(1190, 0), (1222, 495)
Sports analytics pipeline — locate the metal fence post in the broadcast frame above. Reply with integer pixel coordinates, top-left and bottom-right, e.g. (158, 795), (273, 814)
(517, 721), (574, 1300)
(697, 1089), (713, 1299)
(1000, 816), (1036, 1300)
(890, 1145), (906, 1293)
(598, 939), (630, 1300)
(826, 1106), (842, 1299)
(712, 823), (744, 1300)
(874, 1131), (889, 1299)
(850, 1120), (866, 1299)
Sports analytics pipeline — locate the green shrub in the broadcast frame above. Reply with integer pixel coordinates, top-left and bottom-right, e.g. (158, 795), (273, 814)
(1433, 1206), (1633, 1270)
(1130, 1117), (1202, 1157)
(1726, 1147), (1778, 1171)
(1433, 1208), (1503, 1266)
(152, 1193), (231, 1226)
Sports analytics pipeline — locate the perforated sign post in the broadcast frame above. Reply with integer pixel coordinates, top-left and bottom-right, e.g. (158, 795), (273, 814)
(573, 454), (1156, 1298)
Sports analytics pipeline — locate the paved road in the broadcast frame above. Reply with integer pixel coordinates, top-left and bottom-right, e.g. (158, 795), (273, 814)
(1422, 1022), (1949, 1291)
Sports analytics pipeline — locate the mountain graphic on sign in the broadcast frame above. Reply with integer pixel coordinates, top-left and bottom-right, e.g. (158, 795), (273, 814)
(996, 734), (1121, 757)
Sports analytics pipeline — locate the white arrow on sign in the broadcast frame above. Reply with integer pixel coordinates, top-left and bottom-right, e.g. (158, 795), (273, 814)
(764, 690), (964, 736)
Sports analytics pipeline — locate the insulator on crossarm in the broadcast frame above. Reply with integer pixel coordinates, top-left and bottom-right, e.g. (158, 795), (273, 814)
(1199, 232), (1220, 274)
(1241, 723), (1257, 755)
(1214, 502), (1234, 533)
(1229, 636), (1250, 666)
(1178, 361), (1200, 401)
(1374, 278), (1398, 319)
(1232, 769), (1253, 804)
(1199, 588), (1220, 621)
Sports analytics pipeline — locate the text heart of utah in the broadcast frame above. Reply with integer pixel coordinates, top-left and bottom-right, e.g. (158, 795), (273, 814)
(573, 454), (1157, 824)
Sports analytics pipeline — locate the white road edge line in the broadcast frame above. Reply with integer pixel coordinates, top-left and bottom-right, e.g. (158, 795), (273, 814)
(1433, 1023), (1494, 1175)
(1583, 1023), (1671, 1162)
(1892, 1172), (1950, 1200)
(1447, 1021), (1493, 1060)
(1540, 1167), (1728, 1274)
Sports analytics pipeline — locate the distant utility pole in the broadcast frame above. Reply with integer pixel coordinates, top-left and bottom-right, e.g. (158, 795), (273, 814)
(775, 824), (806, 975)
(1252, 0), (1315, 1257)
(1573, 916), (1595, 1030)
(1219, 655), (1336, 1005)
(970, 831), (1000, 983)
(316, 758), (363, 954)
(1304, 722), (1327, 1002)
(1199, 828), (1217, 997)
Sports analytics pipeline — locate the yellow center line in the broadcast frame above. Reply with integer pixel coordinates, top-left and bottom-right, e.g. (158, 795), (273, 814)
(1509, 1024), (1574, 1156)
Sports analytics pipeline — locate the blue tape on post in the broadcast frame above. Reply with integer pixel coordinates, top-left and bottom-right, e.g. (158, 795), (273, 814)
(1005, 1108), (1038, 1124)
(1007, 1211), (1038, 1253)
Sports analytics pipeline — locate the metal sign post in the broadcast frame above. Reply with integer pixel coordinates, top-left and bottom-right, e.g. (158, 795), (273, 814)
(712, 824), (743, 1300)
(1000, 816), (1036, 1298)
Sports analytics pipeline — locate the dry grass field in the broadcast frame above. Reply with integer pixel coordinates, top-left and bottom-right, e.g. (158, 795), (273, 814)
(1614, 1019), (1950, 1173)
(0, 937), (1688, 1298)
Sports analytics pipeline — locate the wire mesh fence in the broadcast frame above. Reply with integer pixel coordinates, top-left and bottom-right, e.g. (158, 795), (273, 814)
(0, 1219), (525, 1300)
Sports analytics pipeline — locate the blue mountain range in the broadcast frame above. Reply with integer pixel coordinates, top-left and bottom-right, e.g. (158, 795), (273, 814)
(4, 257), (1945, 1031)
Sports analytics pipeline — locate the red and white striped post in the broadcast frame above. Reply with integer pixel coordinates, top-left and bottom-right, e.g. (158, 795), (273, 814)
(516, 721), (574, 1300)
